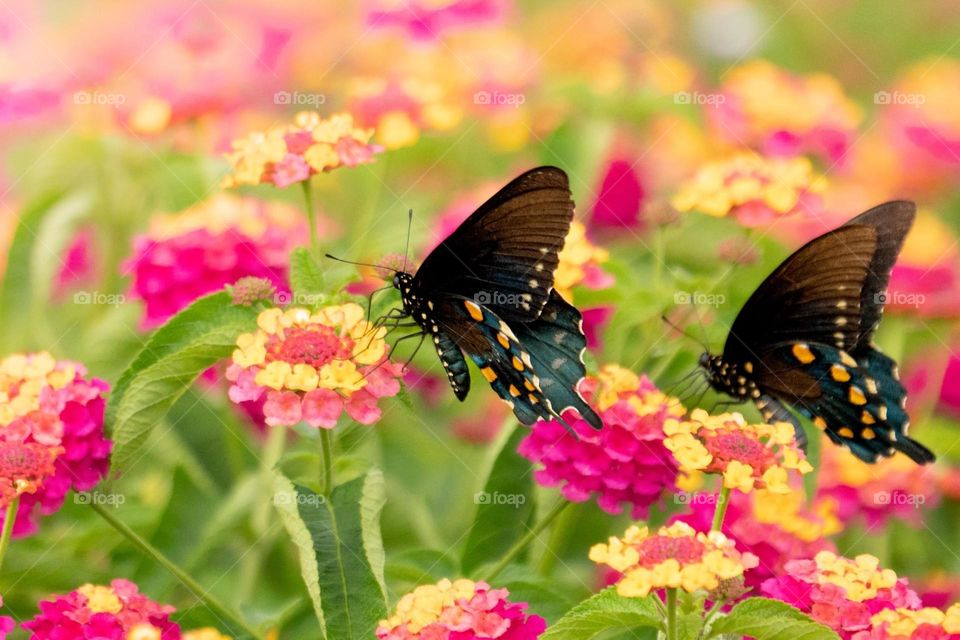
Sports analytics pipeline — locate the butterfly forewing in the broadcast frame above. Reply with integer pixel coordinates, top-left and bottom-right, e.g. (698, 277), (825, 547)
(414, 166), (574, 323)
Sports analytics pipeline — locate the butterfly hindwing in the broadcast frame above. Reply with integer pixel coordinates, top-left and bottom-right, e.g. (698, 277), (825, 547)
(762, 341), (933, 464)
(510, 290), (602, 428)
(414, 166), (575, 323)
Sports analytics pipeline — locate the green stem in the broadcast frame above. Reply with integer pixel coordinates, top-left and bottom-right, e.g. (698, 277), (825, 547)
(537, 500), (577, 576)
(301, 179), (319, 257)
(0, 497), (19, 574)
(90, 502), (263, 640)
(480, 500), (570, 583)
(318, 428), (334, 496)
(711, 485), (731, 532)
(666, 588), (678, 640)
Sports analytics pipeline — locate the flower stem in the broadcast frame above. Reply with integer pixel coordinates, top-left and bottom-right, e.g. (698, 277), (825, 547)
(666, 588), (678, 640)
(318, 428), (334, 496)
(89, 502), (263, 640)
(711, 485), (731, 532)
(480, 500), (570, 583)
(301, 179), (319, 257)
(0, 498), (19, 573)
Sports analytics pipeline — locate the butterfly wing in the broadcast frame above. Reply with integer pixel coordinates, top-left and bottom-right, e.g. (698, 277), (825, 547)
(510, 290), (602, 428)
(414, 166), (575, 323)
(841, 201), (916, 351)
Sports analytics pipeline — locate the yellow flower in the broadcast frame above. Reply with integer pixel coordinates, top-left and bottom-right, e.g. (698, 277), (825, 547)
(554, 221), (610, 300)
(183, 629), (233, 640)
(77, 584), (123, 614)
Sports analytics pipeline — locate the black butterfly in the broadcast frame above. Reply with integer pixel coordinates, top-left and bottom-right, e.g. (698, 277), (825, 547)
(390, 166), (602, 429)
(700, 201), (935, 464)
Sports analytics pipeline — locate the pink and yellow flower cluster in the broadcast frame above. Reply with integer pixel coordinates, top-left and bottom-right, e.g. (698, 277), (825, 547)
(868, 605), (960, 639)
(518, 364), (681, 518)
(376, 579), (546, 640)
(222, 112), (381, 188)
(590, 521), (758, 598)
(670, 153), (826, 226)
(664, 409), (812, 494)
(0, 352), (110, 537)
(226, 304), (402, 428)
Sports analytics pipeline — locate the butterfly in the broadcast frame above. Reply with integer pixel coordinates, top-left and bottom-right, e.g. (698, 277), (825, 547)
(389, 166), (602, 429)
(699, 201), (935, 464)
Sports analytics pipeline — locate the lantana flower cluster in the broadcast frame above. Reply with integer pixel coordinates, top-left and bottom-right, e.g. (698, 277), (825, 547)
(590, 521), (759, 598)
(0, 352), (110, 536)
(670, 153), (826, 226)
(517, 364), (681, 518)
(222, 111), (381, 188)
(674, 488), (841, 589)
(227, 304), (402, 428)
(762, 552), (923, 639)
(664, 409), (812, 494)
(22, 579), (181, 639)
(126, 193), (304, 328)
(553, 220), (613, 300)
(375, 578), (546, 640)
(867, 605), (960, 639)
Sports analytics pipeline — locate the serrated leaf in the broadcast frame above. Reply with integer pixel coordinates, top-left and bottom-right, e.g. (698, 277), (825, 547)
(273, 471), (388, 640)
(540, 588), (662, 640)
(461, 423), (535, 575)
(106, 291), (257, 474)
(708, 597), (839, 640)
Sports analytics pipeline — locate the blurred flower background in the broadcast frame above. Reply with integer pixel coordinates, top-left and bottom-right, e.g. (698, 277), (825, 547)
(3, 0), (960, 638)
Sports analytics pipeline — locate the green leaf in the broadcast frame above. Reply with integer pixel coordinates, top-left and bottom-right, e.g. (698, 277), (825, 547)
(708, 598), (840, 640)
(273, 470), (388, 640)
(289, 246), (327, 304)
(106, 290), (257, 474)
(460, 422), (536, 575)
(540, 588), (662, 640)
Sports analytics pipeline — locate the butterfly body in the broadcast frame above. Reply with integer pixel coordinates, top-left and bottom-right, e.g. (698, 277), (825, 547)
(700, 201), (934, 464)
(390, 167), (602, 430)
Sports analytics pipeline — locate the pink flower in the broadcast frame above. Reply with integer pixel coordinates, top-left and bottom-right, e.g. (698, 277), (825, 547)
(0, 352), (110, 537)
(0, 596), (13, 640)
(125, 194), (309, 329)
(376, 579), (545, 640)
(518, 365), (680, 518)
(365, 0), (507, 41)
(22, 579), (181, 639)
(589, 157), (645, 233)
(53, 227), (97, 300)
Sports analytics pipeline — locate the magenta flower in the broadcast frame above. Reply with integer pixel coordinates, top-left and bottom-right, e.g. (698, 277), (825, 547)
(365, 0), (507, 41)
(0, 596), (12, 640)
(0, 352), (110, 537)
(125, 193), (307, 329)
(589, 157), (645, 233)
(518, 365), (680, 518)
(22, 579), (181, 639)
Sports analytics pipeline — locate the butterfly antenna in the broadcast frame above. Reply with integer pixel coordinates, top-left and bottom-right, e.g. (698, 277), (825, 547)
(402, 209), (413, 273)
(661, 315), (710, 352)
(324, 253), (397, 273)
